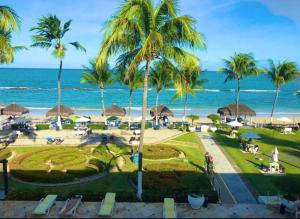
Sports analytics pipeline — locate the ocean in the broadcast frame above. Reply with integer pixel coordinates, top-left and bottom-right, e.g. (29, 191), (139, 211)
(0, 68), (299, 117)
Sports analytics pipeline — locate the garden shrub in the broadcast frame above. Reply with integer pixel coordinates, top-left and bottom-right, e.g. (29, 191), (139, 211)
(119, 123), (129, 130)
(87, 123), (106, 130)
(36, 124), (49, 130)
(8, 189), (137, 202)
(208, 114), (221, 123)
(62, 124), (75, 129)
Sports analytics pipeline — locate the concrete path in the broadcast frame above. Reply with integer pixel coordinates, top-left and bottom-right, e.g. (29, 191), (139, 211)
(197, 132), (257, 204)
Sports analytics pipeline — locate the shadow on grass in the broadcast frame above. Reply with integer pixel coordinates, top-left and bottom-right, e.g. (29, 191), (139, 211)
(6, 168), (219, 203)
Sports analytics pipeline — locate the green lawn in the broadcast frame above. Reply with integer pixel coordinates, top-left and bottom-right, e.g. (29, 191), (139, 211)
(1, 132), (217, 202)
(212, 128), (300, 199)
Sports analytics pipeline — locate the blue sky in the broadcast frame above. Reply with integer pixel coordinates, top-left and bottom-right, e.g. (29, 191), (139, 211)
(2, 0), (300, 70)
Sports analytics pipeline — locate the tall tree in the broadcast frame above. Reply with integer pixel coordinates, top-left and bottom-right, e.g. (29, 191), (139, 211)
(150, 59), (173, 126)
(30, 15), (86, 129)
(0, 6), (25, 64)
(172, 57), (205, 122)
(96, 0), (205, 199)
(266, 60), (300, 123)
(0, 6), (20, 32)
(81, 59), (113, 121)
(219, 53), (259, 119)
(123, 70), (143, 128)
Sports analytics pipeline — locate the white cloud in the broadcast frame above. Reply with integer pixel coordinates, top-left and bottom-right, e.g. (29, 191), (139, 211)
(259, 0), (300, 26)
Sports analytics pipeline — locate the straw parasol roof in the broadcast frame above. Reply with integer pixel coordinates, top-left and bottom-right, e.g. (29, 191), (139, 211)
(46, 105), (74, 117)
(217, 104), (256, 117)
(150, 104), (174, 117)
(2, 103), (29, 116)
(105, 104), (126, 117)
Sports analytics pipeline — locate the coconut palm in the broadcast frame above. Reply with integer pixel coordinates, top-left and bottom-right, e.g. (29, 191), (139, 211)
(0, 6), (20, 32)
(30, 15), (86, 129)
(219, 53), (259, 119)
(123, 70), (143, 128)
(0, 6), (25, 64)
(81, 59), (113, 121)
(150, 59), (174, 126)
(266, 60), (300, 123)
(96, 0), (205, 199)
(172, 58), (205, 123)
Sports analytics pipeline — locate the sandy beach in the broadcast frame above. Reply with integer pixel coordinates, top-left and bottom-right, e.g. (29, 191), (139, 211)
(27, 113), (300, 125)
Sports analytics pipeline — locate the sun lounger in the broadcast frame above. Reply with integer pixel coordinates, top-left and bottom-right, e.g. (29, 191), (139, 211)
(98, 192), (116, 217)
(163, 198), (177, 218)
(59, 195), (82, 216)
(33, 194), (57, 215)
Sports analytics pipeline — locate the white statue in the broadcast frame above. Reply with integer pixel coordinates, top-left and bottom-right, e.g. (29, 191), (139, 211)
(272, 147), (279, 163)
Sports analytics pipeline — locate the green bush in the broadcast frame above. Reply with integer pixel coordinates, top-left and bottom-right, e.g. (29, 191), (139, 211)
(119, 123), (129, 130)
(87, 123), (106, 130)
(62, 124), (75, 129)
(7, 189), (137, 202)
(208, 114), (221, 123)
(36, 124), (50, 130)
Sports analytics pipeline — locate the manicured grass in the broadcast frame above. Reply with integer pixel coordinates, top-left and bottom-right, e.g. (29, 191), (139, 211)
(173, 132), (200, 143)
(212, 128), (300, 199)
(5, 132), (217, 202)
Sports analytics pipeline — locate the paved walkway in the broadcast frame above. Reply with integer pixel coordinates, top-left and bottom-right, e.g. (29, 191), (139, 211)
(197, 132), (257, 204)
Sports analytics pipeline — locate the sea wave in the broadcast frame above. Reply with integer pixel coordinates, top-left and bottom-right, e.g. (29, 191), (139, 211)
(0, 86), (30, 90)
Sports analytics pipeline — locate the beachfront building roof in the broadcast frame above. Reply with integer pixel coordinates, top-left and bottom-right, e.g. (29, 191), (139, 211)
(150, 104), (174, 117)
(105, 105), (126, 117)
(2, 103), (29, 116)
(46, 105), (74, 117)
(217, 104), (256, 117)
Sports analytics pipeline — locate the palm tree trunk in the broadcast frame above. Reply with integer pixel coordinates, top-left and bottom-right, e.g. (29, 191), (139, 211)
(57, 59), (63, 129)
(183, 93), (188, 122)
(128, 90), (133, 129)
(236, 79), (240, 120)
(270, 85), (280, 123)
(137, 60), (151, 200)
(100, 84), (106, 123)
(155, 90), (160, 126)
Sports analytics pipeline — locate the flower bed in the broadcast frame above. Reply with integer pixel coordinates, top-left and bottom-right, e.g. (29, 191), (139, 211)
(10, 147), (106, 183)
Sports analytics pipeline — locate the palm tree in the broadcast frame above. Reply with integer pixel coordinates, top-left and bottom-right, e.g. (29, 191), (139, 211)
(172, 58), (205, 123)
(219, 53), (259, 119)
(122, 70), (143, 128)
(0, 6), (25, 64)
(96, 0), (205, 199)
(81, 59), (113, 121)
(150, 59), (173, 126)
(30, 15), (86, 129)
(0, 6), (20, 32)
(266, 60), (300, 123)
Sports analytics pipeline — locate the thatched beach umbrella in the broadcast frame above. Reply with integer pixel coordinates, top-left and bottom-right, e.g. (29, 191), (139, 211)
(150, 104), (174, 117)
(105, 105), (126, 117)
(46, 105), (74, 117)
(217, 104), (256, 117)
(2, 103), (29, 116)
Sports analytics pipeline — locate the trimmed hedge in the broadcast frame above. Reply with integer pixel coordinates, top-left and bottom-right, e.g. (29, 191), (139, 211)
(119, 123), (129, 130)
(7, 189), (137, 202)
(62, 124), (75, 129)
(36, 124), (50, 130)
(87, 123), (106, 130)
